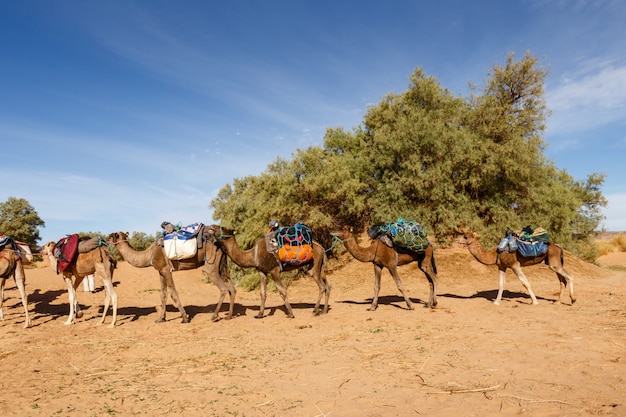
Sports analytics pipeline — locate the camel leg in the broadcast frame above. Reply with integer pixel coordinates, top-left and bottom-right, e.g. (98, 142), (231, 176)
(420, 263), (438, 309)
(166, 277), (189, 323)
(156, 271), (169, 322)
(64, 277), (78, 325)
(224, 280), (237, 320)
(203, 271), (235, 321)
(97, 275), (118, 328)
(316, 276), (331, 315)
(157, 270), (189, 323)
(272, 272), (294, 318)
(510, 265), (539, 305)
(388, 266), (414, 310)
(13, 266), (31, 328)
(494, 269), (507, 305)
(310, 268), (329, 316)
(0, 278), (5, 321)
(256, 272), (268, 318)
(550, 265), (576, 305)
(369, 265), (383, 311)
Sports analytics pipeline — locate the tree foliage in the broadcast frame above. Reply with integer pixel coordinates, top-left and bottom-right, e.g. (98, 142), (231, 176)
(0, 196), (45, 250)
(210, 52), (606, 256)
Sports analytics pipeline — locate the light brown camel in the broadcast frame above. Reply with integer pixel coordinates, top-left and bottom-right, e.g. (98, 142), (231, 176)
(42, 240), (118, 327)
(206, 224), (331, 319)
(455, 231), (576, 305)
(108, 231), (235, 323)
(330, 226), (438, 311)
(0, 247), (30, 328)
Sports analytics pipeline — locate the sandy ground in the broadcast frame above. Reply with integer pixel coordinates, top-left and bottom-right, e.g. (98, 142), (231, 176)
(1, 246), (625, 417)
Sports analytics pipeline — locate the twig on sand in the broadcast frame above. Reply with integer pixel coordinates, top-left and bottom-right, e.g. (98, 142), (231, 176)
(497, 394), (578, 406)
(429, 384), (500, 394)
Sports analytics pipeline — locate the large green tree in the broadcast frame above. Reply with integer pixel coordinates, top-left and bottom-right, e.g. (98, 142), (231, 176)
(210, 52), (606, 256)
(0, 197), (45, 250)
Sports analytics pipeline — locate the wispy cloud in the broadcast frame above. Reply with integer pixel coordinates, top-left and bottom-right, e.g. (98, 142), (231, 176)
(546, 61), (626, 136)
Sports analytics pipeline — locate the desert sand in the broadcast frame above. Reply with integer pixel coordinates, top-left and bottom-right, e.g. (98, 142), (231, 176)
(0, 246), (624, 416)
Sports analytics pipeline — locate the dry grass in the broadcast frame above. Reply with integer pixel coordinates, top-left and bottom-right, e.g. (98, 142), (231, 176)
(595, 233), (626, 256)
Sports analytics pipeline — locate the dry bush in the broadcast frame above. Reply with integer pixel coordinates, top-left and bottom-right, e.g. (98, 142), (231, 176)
(612, 234), (626, 251)
(595, 234), (626, 256)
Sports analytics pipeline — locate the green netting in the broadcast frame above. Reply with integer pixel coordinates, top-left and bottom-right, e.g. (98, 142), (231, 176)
(379, 218), (429, 252)
(276, 222), (313, 247)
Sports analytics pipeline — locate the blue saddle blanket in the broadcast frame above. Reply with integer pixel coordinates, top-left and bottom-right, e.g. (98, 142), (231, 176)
(516, 240), (548, 257)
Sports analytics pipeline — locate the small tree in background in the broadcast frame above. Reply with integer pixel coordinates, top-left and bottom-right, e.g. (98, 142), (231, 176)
(0, 196), (45, 250)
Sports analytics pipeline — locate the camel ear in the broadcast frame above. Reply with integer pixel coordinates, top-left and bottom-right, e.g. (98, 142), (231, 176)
(124, 232), (129, 238)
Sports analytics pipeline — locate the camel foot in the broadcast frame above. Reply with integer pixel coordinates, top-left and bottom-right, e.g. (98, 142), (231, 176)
(531, 301), (539, 306)
(181, 315), (190, 323)
(407, 305), (415, 311)
(367, 306), (378, 311)
(492, 301), (500, 306)
(76, 311), (83, 319)
(210, 315), (220, 322)
(254, 314), (264, 319)
(286, 314), (295, 319)
(107, 323), (115, 329)
(154, 317), (166, 323)
(63, 320), (74, 325)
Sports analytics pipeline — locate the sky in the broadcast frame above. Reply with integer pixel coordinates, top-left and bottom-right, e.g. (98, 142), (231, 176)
(1, 0), (625, 246)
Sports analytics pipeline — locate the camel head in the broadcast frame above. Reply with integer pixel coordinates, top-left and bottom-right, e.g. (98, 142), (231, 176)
(40, 241), (55, 257)
(453, 228), (480, 246)
(329, 225), (352, 240)
(40, 241), (58, 270)
(108, 232), (129, 244)
(205, 225), (235, 243)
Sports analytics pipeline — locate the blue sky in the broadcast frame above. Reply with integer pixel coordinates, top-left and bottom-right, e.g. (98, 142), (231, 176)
(1, 0), (625, 245)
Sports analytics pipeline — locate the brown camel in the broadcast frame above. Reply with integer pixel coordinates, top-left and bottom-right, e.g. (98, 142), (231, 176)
(206, 224), (331, 319)
(42, 240), (118, 327)
(455, 231), (576, 305)
(108, 232), (235, 323)
(330, 226), (438, 311)
(0, 247), (30, 328)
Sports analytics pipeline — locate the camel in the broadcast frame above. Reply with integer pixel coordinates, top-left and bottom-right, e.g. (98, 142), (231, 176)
(206, 224), (331, 319)
(455, 231), (575, 305)
(0, 247), (30, 328)
(42, 240), (118, 327)
(330, 226), (438, 311)
(108, 231), (235, 323)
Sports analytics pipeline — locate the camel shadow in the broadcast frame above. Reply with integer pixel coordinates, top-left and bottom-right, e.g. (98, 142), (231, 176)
(186, 301), (330, 319)
(440, 290), (549, 304)
(338, 295), (427, 310)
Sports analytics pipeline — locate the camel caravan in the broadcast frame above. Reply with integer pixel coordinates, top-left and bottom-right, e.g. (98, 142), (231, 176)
(0, 218), (575, 328)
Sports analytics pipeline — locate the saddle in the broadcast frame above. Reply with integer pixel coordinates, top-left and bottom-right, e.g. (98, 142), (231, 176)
(161, 222), (207, 260)
(497, 226), (550, 257)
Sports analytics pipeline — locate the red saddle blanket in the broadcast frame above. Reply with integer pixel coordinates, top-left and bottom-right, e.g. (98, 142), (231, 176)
(53, 234), (79, 272)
